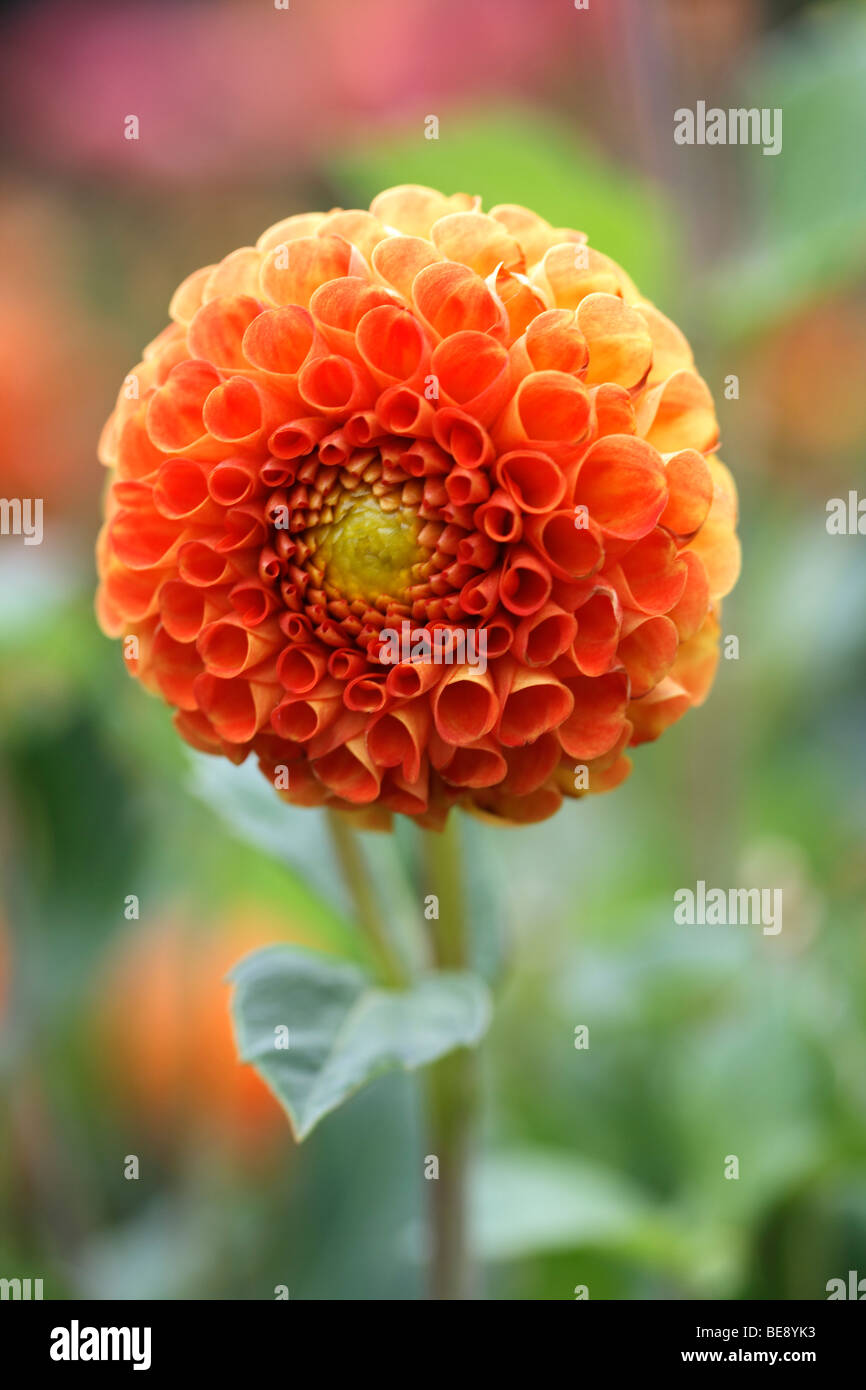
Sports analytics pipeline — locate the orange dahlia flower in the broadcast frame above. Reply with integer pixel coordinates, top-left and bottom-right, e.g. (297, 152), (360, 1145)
(96, 185), (740, 828)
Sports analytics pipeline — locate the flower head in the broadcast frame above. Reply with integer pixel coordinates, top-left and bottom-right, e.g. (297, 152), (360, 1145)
(97, 185), (740, 827)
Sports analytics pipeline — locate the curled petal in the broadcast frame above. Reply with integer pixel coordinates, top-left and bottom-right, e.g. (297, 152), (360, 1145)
(313, 736), (382, 805)
(489, 203), (574, 265)
(628, 676), (693, 745)
(496, 449), (566, 513)
(197, 617), (281, 678)
(524, 510), (603, 581)
(615, 529), (688, 615)
(475, 490), (522, 544)
(430, 332), (512, 425)
(316, 210), (389, 261)
(169, 265), (214, 327)
(257, 213), (326, 254)
(668, 551), (710, 641)
(369, 185), (478, 238)
(413, 261), (505, 339)
(297, 354), (376, 416)
(146, 359), (221, 456)
(689, 458), (741, 600)
(259, 235), (366, 309)
(572, 588), (622, 676)
(499, 544), (553, 616)
(512, 602), (577, 667)
(558, 670), (629, 760)
(432, 666), (498, 745)
(635, 303), (695, 385)
(355, 304), (431, 389)
(493, 660), (573, 747)
(371, 234), (441, 299)
(309, 277), (399, 361)
(158, 579), (220, 643)
(636, 369), (719, 454)
(188, 294), (262, 370)
(376, 385), (436, 437)
(430, 212), (525, 276)
(202, 376), (287, 448)
(521, 308), (588, 375)
(432, 408), (494, 470)
(493, 370), (591, 458)
(242, 305), (316, 377)
(500, 733), (561, 795)
(194, 672), (277, 743)
(577, 293), (653, 388)
(438, 736), (507, 789)
(618, 614), (679, 697)
(531, 242), (634, 309)
(660, 448), (713, 536)
(277, 642), (329, 694)
(575, 435), (667, 540)
(367, 701), (431, 783)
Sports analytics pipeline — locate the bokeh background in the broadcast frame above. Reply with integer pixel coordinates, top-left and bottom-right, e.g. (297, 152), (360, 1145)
(1, 0), (865, 1300)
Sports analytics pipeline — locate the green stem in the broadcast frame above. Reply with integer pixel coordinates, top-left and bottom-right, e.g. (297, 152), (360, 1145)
(326, 808), (405, 987)
(422, 814), (478, 1300)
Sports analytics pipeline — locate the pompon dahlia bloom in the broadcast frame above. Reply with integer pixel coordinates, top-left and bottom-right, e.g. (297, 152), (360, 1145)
(96, 185), (740, 828)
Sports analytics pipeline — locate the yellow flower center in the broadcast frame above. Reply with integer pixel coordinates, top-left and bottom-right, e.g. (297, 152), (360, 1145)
(306, 488), (423, 604)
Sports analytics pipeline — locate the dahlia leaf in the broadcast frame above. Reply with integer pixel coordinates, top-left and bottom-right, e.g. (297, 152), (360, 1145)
(229, 945), (492, 1140)
(471, 1148), (697, 1275)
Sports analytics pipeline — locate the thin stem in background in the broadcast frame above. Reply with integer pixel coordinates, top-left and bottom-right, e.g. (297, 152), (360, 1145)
(325, 807), (405, 988)
(422, 813), (478, 1301)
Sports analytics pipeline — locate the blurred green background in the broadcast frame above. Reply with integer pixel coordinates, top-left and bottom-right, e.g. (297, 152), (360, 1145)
(1, 0), (864, 1300)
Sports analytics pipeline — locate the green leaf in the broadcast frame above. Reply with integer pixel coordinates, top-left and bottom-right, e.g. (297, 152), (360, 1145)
(471, 1148), (732, 1288)
(230, 945), (491, 1140)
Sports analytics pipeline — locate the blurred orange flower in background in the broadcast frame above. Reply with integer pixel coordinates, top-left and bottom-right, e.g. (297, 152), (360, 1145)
(0, 189), (109, 521)
(96, 185), (740, 828)
(95, 911), (315, 1159)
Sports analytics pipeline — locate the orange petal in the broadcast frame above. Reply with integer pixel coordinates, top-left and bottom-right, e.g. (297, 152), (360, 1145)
(524, 510), (603, 581)
(558, 670), (629, 759)
(259, 235), (366, 309)
(636, 369), (719, 454)
(309, 277), (399, 361)
(371, 234), (441, 300)
(577, 292), (653, 388)
(430, 331), (511, 425)
(615, 528), (688, 615)
(575, 435), (667, 540)
(659, 448), (713, 536)
(355, 303), (431, 389)
(493, 660), (573, 747)
(618, 614), (679, 697)
(489, 203), (574, 266)
(432, 666), (498, 745)
(430, 212), (525, 276)
(412, 261), (505, 340)
(369, 185), (478, 238)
